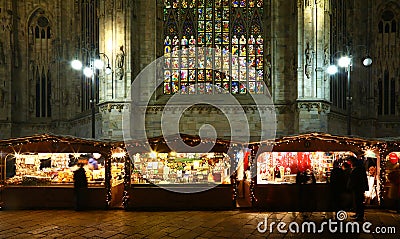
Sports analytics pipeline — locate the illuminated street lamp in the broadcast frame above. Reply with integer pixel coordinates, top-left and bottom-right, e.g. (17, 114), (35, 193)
(71, 51), (112, 138)
(327, 51), (372, 135)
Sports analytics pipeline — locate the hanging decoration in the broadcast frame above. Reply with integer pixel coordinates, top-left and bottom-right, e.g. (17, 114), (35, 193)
(388, 152), (398, 164)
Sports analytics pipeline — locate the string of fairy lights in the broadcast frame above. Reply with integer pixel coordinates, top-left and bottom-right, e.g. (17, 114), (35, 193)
(0, 133), (399, 208)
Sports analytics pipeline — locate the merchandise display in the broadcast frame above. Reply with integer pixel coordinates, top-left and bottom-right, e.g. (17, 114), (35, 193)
(5, 153), (106, 186)
(131, 152), (231, 185)
(256, 151), (354, 184)
(385, 152), (399, 197)
(111, 163), (125, 187)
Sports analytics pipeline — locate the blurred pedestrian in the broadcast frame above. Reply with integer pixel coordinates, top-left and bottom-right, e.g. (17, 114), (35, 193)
(341, 161), (352, 209)
(348, 156), (368, 221)
(73, 162), (88, 211)
(330, 161), (345, 211)
(388, 164), (400, 213)
(296, 169), (316, 211)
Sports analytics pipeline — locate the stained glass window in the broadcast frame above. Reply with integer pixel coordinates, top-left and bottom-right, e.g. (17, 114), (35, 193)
(163, 0), (265, 95)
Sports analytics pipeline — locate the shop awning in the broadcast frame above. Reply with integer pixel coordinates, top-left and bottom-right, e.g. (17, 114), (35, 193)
(119, 133), (245, 154)
(0, 134), (113, 155)
(254, 133), (384, 156)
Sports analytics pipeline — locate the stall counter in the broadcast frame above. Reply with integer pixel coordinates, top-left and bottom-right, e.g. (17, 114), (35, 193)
(2, 185), (107, 209)
(253, 183), (332, 211)
(125, 183), (234, 210)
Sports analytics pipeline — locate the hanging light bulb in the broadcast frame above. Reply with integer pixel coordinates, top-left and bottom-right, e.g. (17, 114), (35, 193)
(93, 59), (104, 69)
(71, 59), (83, 70)
(338, 56), (352, 68)
(105, 65), (112, 75)
(83, 67), (94, 77)
(326, 65), (338, 75)
(362, 56), (373, 67)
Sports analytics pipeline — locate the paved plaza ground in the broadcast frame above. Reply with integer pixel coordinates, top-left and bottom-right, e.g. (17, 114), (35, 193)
(0, 209), (399, 238)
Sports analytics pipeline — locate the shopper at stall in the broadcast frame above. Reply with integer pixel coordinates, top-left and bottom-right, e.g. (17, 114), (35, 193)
(73, 162), (88, 211)
(330, 161), (345, 211)
(88, 157), (99, 170)
(348, 156), (368, 221)
(341, 161), (352, 209)
(387, 164), (400, 213)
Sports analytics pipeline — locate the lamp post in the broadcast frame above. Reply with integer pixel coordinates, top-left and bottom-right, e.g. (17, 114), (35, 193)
(327, 48), (372, 135)
(71, 51), (112, 138)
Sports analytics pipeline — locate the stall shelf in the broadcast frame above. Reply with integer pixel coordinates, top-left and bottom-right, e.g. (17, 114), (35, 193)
(0, 134), (114, 209)
(121, 134), (243, 210)
(250, 133), (384, 211)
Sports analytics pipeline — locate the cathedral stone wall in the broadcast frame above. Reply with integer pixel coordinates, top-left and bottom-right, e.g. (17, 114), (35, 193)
(0, 0), (399, 141)
(127, 105), (276, 142)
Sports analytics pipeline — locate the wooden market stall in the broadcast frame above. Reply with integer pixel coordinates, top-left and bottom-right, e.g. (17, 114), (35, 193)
(120, 134), (244, 210)
(0, 134), (115, 209)
(250, 133), (384, 211)
(379, 138), (400, 210)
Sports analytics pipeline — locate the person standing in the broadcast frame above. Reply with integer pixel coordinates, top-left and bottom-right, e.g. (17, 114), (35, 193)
(388, 164), (400, 213)
(341, 161), (352, 209)
(348, 156), (369, 221)
(330, 161), (345, 211)
(73, 163), (88, 211)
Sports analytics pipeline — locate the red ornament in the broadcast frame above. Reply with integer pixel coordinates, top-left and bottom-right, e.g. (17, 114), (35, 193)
(243, 151), (250, 171)
(389, 152), (398, 164)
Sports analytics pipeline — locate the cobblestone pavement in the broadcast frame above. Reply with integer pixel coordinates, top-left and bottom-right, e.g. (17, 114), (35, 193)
(0, 209), (398, 238)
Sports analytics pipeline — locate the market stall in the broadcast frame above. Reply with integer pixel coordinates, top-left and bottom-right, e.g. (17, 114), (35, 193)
(380, 139), (400, 210)
(0, 134), (115, 209)
(0, 152), (4, 208)
(250, 133), (384, 211)
(122, 134), (243, 210)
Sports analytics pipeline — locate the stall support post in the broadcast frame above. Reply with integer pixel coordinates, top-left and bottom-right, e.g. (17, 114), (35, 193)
(105, 152), (112, 208)
(249, 153), (256, 206)
(123, 155), (131, 209)
(0, 156), (4, 184)
(250, 178), (256, 206)
(231, 171), (238, 207)
(379, 152), (387, 207)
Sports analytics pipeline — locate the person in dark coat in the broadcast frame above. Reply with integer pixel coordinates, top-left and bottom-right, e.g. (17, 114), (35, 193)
(73, 163), (88, 211)
(348, 156), (369, 221)
(341, 161), (352, 209)
(330, 161), (345, 211)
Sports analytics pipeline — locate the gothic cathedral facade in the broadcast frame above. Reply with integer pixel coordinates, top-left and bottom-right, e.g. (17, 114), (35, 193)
(0, 0), (399, 141)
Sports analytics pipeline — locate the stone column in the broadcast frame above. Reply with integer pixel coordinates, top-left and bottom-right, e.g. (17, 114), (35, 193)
(0, 5), (12, 139)
(98, 0), (134, 140)
(296, 0), (331, 133)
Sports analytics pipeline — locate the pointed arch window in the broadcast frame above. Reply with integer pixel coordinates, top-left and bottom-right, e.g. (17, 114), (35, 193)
(378, 21), (383, 33)
(29, 13), (52, 118)
(377, 9), (398, 116)
(79, 0), (99, 112)
(163, 0), (266, 95)
(378, 70), (396, 116)
(385, 24), (390, 33)
(392, 20), (396, 32)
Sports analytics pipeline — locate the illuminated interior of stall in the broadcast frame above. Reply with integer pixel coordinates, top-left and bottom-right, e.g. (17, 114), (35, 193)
(131, 152), (231, 184)
(110, 148), (126, 187)
(5, 152), (121, 186)
(384, 152), (399, 192)
(361, 150), (378, 204)
(256, 151), (355, 184)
